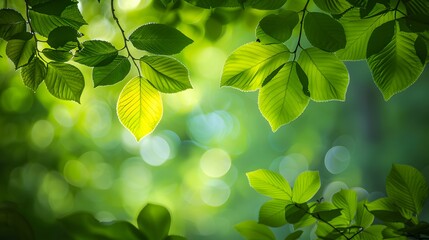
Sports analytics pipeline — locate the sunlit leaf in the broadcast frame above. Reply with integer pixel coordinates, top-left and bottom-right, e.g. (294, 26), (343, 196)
(42, 48), (73, 62)
(332, 189), (357, 223)
(140, 55), (192, 93)
(221, 42), (289, 91)
(386, 164), (429, 215)
(0, 9), (27, 40)
(367, 23), (425, 100)
(138, 203), (171, 240)
(45, 62), (85, 103)
(313, 0), (352, 14)
(47, 26), (79, 49)
(304, 12), (346, 52)
(246, 169), (292, 200)
(355, 201), (374, 228)
(20, 56), (46, 91)
(297, 48), (349, 101)
(256, 11), (299, 44)
(292, 171), (320, 203)
(6, 33), (36, 69)
(258, 199), (290, 227)
(117, 76), (162, 140)
(235, 221), (275, 240)
(93, 55), (131, 87)
(285, 230), (303, 240)
(354, 225), (385, 240)
(258, 62), (310, 131)
(74, 40), (118, 67)
(129, 23), (193, 55)
(365, 197), (408, 222)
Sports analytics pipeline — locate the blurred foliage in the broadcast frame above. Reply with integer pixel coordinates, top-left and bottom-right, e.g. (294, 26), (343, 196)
(0, 0), (429, 239)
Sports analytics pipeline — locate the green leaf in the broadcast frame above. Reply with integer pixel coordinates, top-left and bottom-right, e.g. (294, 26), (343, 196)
(60, 212), (144, 240)
(386, 164), (429, 215)
(93, 55), (131, 87)
(355, 225), (385, 240)
(312, 202), (343, 221)
(285, 230), (303, 240)
(403, 0), (429, 17)
(313, 0), (353, 14)
(367, 21), (395, 58)
(296, 63), (310, 97)
(6, 33), (36, 69)
(355, 201), (374, 228)
(29, 3), (87, 37)
(245, 0), (287, 10)
(337, 10), (395, 60)
(117, 76), (163, 141)
(365, 197), (408, 222)
(45, 62), (84, 103)
(129, 23), (193, 55)
(346, 0), (368, 8)
(235, 221), (275, 240)
(415, 35), (428, 64)
(401, 221), (429, 235)
(332, 189), (357, 223)
(140, 55), (192, 93)
(42, 48), (73, 62)
(292, 171), (320, 203)
(183, 0), (241, 8)
(221, 42), (290, 91)
(47, 26), (79, 49)
(258, 61), (310, 131)
(304, 12), (346, 52)
(246, 169), (292, 200)
(74, 40), (118, 67)
(20, 56), (46, 91)
(165, 236), (187, 240)
(137, 204), (171, 240)
(368, 23), (425, 100)
(258, 199), (290, 227)
(256, 11), (299, 44)
(297, 48), (349, 101)
(284, 203), (309, 224)
(0, 9), (27, 40)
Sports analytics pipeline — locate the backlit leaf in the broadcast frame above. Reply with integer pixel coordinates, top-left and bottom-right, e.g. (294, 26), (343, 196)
(140, 55), (192, 93)
(304, 12), (346, 52)
(129, 23), (193, 55)
(246, 169), (292, 200)
(355, 225), (385, 240)
(45, 62), (85, 103)
(6, 33), (36, 69)
(292, 171), (320, 203)
(117, 76), (162, 141)
(74, 40), (118, 67)
(332, 189), (357, 223)
(137, 204), (171, 240)
(221, 42), (289, 91)
(0, 9), (27, 40)
(365, 197), (408, 222)
(312, 202), (343, 221)
(256, 11), (299, 44)
(313, 0), (352, 14)
(259, 199), (290, 227)
(235, 221), (275, 240)
(20, 56), (46, 91)
(297, 48), (349, 101)
(355, 201), (374, 228)
(258, 62), (310, 131)
(93, 55), (131, 87)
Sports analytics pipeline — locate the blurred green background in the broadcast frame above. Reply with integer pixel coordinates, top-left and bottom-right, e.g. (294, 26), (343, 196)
(1, 0), (429, 239)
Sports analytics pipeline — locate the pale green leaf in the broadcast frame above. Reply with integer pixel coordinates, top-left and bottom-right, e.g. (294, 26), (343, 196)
(313, 0), (352, 14)
(337, 10), (395, 60)
(258, 62), (310, 131)
(386, 164), (429, 215)
(235, 221), (275, 240)
(292, 171), (320, 203)
(368, 24), (425, 100)
(0, 9), (27, 40)
(221, 42), (289, 91)
(6, 33), (36, 69)
(304, 12), (346, 52)
(355, 201), (374, 228)
(332, 189), (357, 223)
(137, 203), (171, 240)
(20, 56), (46, 91)
(297, 48), (349, 101)
(256, 11), (299, 44)
(246, 169), (292, 200)
(93, 55), (131, 87)
(45, 62), (84, 103)
(117, 76), (163, 141)
(74, 40), (118, 67)
(258, 199), (290, 227)
(140, 55), (192, 93)
(365, 197), (408, 222)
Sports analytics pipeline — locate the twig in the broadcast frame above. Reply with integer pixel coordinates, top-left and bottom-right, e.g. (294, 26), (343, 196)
(292, 0), (310, 61)
(24, 0), (48, 63)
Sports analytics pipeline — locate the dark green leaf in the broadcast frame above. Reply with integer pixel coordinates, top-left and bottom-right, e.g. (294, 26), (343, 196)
(312, 202), (343, 221)
(386, 164), (429, 215)
(0, 9), (27, 40)
(284, 230), (303, 240)
(295, 62), (310, 97)
(42, 48), (73, 62)
(401, 221), (429, 235)
(258, 199), (290, 227)
(245, 0), (287, 10)
(400, 15), (429, 33)
(204, 16), (224, 42)
(367, 20), (395, 58)
(93, 55), (130, 87)
(129, 23), (193, 55)
(285, 203), (309, 224)
(74, 40), (118, 67)
(346, 0), (368, 8)
(304, 12), (346, 52)
(235, 221), (276, 240)
(30, 0), (75, 15)
(360, 1), (376, 18)
(403, 0), (429, 17)
(0, 202), (34, 240)
(256, 11), (299, 44)
(365, 197), (408, 222)
(140, 55), (192, 93)
(45, 62), (85, 103)
(60, 212), (144, 240)
(6, 32), (36, 69)
(164, 236), (187, 240)
(20, 56), (46, 91)
(415, 35), (428, 64)
(47, 26), (79, 49)
(313, 0), (352, 14)
(137, 203), (171, 240)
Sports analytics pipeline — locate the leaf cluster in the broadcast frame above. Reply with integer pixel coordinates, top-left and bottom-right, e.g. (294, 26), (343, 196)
(237, 164), (429, 240)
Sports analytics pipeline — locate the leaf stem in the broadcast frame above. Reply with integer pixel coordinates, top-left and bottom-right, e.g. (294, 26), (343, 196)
(292, 0), (310, 61)
(110, 0), (141, 77)
(24, 0), (48, 64)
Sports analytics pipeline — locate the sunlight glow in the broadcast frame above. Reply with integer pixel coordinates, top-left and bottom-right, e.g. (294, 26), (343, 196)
(140, 136), (171, 166)
(324, 146), (351, 174)
(31, 120), (55, 149)
(200, 148), (231, 178)
(118, 0), (141, 10)
(201, 179), (230, 207)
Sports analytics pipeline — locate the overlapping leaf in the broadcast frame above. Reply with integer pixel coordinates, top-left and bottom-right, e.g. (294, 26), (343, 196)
(332, 189), (357, 223)
(292, 171), (320, 203)
(313, 0), (352, 14)
(42, 48), (73, 62)
(258, 199), (290, 227)
(0, 9), (27, 40)
(304, 12), (346, 52)
(20, 57), (46, 91)
(235, 221), (275, 240)
(6, 33), (36, 69)
(256, 11), (299, 44)
(74, 40), (118, 67)
(137, 204), (171, 240)
(44, 62), (85, 103)
(93, 55), (131, 87)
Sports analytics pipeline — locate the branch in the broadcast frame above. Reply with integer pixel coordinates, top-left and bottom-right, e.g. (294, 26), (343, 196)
(24, 0), (48, 63)
(292, 0), (310, 61)
(110, 0), (141, 76)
